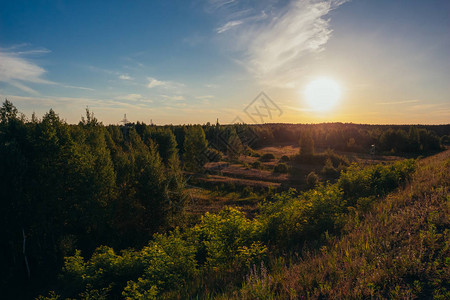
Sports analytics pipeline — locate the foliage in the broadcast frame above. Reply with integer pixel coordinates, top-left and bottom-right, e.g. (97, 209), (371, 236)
(277, 152), (450, 299)
(183, 125), (208, 171)
(273, 163), (289, 173)
(280, 155), (290, 162)
(306, 171), (319, 188)
(193, 207), (265, 270)
(258, 185), (345, 250)
(61, 230), (197, 299)
(46, 155), (422, 299)
(0, 101), (186, 298)
(227, 130), (244, 160)
(321, 157), (339, 178)
(337, 159), (416, 205)
(205, 147), (223, 162)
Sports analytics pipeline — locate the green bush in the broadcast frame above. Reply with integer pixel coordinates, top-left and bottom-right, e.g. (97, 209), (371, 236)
(193, 206), (265, 269)
(241, 186), (254, 197)
(205, 148), (223, 162)
(337, 159), (416, 205)
(321, 158), (339, 178)
(280, 155), (290, 162)
(61, 230), (198, 299)
(274, 163), (289, 173)
(306, 171), (319, 188)
(258, 186), (345, 249)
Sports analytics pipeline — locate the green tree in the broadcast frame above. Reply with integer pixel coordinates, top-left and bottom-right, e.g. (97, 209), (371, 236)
(227, 130), (243, 160)
(183, 125), (208, 171)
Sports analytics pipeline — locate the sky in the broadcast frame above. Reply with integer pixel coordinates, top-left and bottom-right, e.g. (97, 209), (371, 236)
(0, 0), (449, 125)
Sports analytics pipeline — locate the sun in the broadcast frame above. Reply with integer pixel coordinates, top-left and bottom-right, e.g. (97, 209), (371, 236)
(304, 78), (342, 111)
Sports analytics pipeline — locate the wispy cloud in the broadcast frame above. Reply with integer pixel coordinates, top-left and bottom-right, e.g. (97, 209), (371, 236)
(206, 0), (238, 12)
(212, 0), (347, 87)
(62, 84), (95, 91)
(376, 100), (420, 105)
(114, 94), (153, 103)
(147, 77), (168, 88)
(119, 74), (133, 80)
(0, 49), (54, 94)
(217, 20), (244, 33)
(147, 76), (185, 89)
(0, 46), (96, 94)
(161, 94), (185, 101)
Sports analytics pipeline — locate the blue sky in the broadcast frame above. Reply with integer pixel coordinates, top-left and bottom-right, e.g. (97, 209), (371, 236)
(1, 0), (449, 124)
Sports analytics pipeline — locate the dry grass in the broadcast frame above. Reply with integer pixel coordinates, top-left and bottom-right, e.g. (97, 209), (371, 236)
(184, 187), (263, 218)
(277, 150), (450, 299)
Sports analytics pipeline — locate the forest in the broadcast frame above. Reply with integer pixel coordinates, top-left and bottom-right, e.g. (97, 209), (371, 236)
(0, 99), (448, 299)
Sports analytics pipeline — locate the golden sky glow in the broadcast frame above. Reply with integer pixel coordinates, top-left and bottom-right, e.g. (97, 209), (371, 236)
(0, 1), (449, 124)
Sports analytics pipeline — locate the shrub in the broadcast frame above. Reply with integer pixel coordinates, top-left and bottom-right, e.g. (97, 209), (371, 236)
(321, 158), (339, 178)
(245, 146), (261, 157)
(193, 207), (264, 269)
(274, 163), (289, 173)
(337, 159), (416, 205)
(61, 230), (198, 299)
(205, 148), (223, 162)
(306, 171), (319, 188)
(122, 231), (197, 298)
(260, 153), (275, 162)
(258, 186), (345, 249)
(241, 186), (254, 197)
(280, 155), (290, 162)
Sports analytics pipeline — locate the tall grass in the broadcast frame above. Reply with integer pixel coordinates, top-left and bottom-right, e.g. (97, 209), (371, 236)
(275, 151), (449, 299)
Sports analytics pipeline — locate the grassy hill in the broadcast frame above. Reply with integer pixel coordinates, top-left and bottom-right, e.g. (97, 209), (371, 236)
(238, 150), (449, 299)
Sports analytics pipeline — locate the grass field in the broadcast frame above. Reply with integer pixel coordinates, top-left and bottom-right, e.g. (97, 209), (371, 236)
(184, 144), (410, 217)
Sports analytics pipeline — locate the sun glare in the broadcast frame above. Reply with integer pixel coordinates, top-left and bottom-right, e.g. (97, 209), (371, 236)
(304, 78), (342, 112)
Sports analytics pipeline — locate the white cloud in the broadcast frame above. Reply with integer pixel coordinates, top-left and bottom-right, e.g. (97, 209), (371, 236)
(62, 84), (95, 91)
(214, 0), (347, 87)
(217, 20), (243, 33)
(147, 77), (168, 88)
(0, 50), (54, 94)
(147, 76), (185, 90)
(206, 0), (238, 12)
(119, 74), (132, 80)
(115, 93), (153, 102)
(161, 94), (185, 101)
(0, 47), (95, 94)
(115, 93), (142, 101)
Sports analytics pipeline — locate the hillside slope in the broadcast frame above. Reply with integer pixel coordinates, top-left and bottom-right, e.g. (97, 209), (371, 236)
(276, 150), (449, 299)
